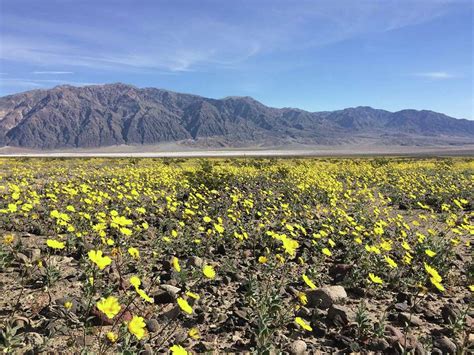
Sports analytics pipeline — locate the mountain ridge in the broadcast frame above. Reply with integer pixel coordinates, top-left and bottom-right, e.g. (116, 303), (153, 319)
(0, 83), (473, 149)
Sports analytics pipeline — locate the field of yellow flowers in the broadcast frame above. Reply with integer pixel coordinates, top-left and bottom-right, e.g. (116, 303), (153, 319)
(0, 157), (472, 354)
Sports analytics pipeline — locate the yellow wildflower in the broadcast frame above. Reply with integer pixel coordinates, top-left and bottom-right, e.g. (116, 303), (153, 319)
(3, 234), (15, 245)
(384, 256), (398, 269)
(302, 274), (317, 290)
(46, 239), (65, 249)
(129, 275), (141, 289)
(401, 241), (411, 251)
(177, 297), (193, 314)
(173, 257), (181, 272)
(425, 249), (436, 257)
(136, 289), (154, 303)
(8, 203), (17, 213)
(280, 235), (299, 257)
(185, 291), (200, 300)
(188, 327), (200, 339)
(214, 224), (224, 234)
(128, 315), (146, 340)
(203, 265), (216, 279)
(322, 248), (332, 257)
(430, 278), (445, 292)
(106, 331), (118, 343)
(88, 250), (112, 270)
(170, 344), (188, 355)
(295, 317), (312, 331)
(368, 273), (383, 285)
(96, 296), (121, 319)
(298, 292), (308, 305)
(424, 263), (442, 282)
(128, 247), (140, 259)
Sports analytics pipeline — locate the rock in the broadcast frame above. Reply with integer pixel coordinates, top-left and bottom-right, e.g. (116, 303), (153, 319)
(289, 339), (307, 354)
(399, 335), (419, 352)
(398, 312), (423, 326)
(466, 315), (474, 328)
(396, 292), (413, 305)
(385, 324), (421, 352)
(145, 319), (160, 333)
(422, 304), (437, 320)
(162, 305), (180, 320)
(433, 336), (456, 354)
(217, 244), (226, 254)
(75, 335), (94, 347)
(217, 313), (228, 323)
(12, 316), (30, 330)
(161, 259), (172, 271)
(27, 248), (41, 261)
(307, 286), (347, 309)
(45, 319), (69, 336)
(24, 332), (44, 350)
(142, 344), (153, 355)
(469, 333), (474, 346)
(369, 338), (390, 351)
(295, 306), (311, 318)
(174, 330), (187, 343)
(227, 271), (244, 282)
(349, 286), (366, 297)
(243, 250), (252, 258)
(16, 252), (31, 264)
(223, 275), (232, 285)
(233, 309), (249, 325)
(160, 271), (172, 282)
(394, 302), (410, 312)
(333, 333), (353, 347)
(414, 341), (427, 355)
(167, 278), (178, 286)
(327, 305), (354, 325)
(190, 256), (204, 267)
(441, 304), (459, 324)
(328, 264), (353, 282)
(153, 290), (175, 304)
(160, 284), (180, 296)
(385, 325), (403, 344)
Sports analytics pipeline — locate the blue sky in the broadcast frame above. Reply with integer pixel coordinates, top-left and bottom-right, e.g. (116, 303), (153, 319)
(0, 0), (472, 119)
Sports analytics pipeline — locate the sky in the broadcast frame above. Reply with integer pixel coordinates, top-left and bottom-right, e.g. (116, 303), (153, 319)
(0, 0), (473, 119)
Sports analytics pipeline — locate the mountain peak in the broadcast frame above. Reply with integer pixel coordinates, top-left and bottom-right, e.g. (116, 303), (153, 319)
(0, 84), (472, 149)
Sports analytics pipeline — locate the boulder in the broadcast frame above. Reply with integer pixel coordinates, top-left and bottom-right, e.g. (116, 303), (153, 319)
(289, 339), (307, 354)
(307, 286), (347, 309)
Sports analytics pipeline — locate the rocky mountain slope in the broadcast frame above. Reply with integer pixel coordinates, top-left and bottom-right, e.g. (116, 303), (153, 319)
(0, 83), (472, 149)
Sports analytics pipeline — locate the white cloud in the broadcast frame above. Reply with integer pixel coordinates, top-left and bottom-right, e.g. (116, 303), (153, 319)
(32, 71), (74, 75)
(0, 0), (465, 72)
(0, 77), (101, 88)
(413, 71), (456, 79)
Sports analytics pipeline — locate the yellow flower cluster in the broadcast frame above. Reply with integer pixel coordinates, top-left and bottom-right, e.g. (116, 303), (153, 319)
(0, 157), (471, 353)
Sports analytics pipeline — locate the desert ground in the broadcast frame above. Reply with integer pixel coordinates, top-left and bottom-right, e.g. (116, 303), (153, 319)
(0, 157), (472, 354)
(1, 143), (474, 158)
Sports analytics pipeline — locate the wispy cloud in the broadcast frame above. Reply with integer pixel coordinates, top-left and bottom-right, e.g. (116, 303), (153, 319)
(0, 0), (463, 73)
(413, 71), (457, 79)
(1, 78), (101, 88)
(32, 71), (74, 75)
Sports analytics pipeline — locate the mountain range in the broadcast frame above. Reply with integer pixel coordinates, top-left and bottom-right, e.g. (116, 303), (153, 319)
(0, 83), (473, 149)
